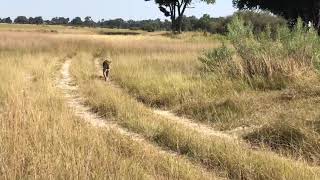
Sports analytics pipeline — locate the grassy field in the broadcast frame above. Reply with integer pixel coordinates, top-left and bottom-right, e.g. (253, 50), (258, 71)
(0, 32), (218, 179)
(0, 24), (320, 179)
(0, 23), (145, 35)
(104, 19), (320, 165)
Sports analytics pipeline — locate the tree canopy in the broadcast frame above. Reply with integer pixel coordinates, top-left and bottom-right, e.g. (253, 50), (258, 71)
(233, 0), (320, 30)
(29, 16), (44, 25)
(70, 17), (83, 26)
(1, 11), (285, 35)
(84, 16), (96, 27)
(14, 16), (29, 24)
(145, 0), (216, 33)
(50, 17), (70, 25)
(0, 17), (12, 24)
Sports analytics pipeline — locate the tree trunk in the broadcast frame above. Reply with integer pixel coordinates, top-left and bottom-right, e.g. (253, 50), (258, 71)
(176, 16), (183, 34)
(171, 18), (177, 33)
(170, 5), (177, 34)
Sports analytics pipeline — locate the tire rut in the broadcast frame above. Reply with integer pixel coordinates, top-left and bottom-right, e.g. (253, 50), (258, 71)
(57, 59), (221, 179)
(94, 59), (247, 142)
(58, 60), (167, 148)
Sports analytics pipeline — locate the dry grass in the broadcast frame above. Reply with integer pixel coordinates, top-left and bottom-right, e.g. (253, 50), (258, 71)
(70, 52), (320, 180)
(0, 23), (144, 35)
(1, 24), (320, 179)
(81, 21), (320, 165)
(0, 32), (218, 179)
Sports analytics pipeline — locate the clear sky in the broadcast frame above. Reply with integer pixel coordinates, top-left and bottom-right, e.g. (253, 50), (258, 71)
(0, 0), (237, 21)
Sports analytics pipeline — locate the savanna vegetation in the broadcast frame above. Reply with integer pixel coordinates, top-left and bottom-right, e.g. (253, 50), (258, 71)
(0, 31), (221, 179)
(107, 17), (320, 165)
(1, 9), (320, 180)
(1, 10), (286, 34)
(233, 0), (320, 31)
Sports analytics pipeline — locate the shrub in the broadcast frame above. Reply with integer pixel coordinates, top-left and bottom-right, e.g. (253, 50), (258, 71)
(200, 16), (320, 90)
(234, 11), (287, 36)
(227, 16), (254, 42)
(199, 44), (235, 75)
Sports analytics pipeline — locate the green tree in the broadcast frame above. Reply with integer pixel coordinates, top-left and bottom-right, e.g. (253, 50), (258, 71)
(233, 0), (320, 31)
(3, 17), (12, 24)
(198, 14), (212, 31)
(29, 16), (44, 25)
(84, 16), (96, 27)
(70, 17), (83, 26)
(14, 16), (29, 24)
(234, 11), (286, 35)
(145, 0), (216, 33)
(51, 17), (69, 25)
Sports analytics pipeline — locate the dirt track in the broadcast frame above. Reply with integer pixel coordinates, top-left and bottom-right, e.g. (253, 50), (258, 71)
(57, 58), (228, 179)
(58, 59), (173, 150)
(94, 59), (255, 142)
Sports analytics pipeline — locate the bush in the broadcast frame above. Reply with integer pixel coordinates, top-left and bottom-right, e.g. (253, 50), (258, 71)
(200, 16), (320, 90)
(228, 16), (254, 41)
(235, 11), (287, 36)
(199, 44), (235, 75)
(142, 23), (156, 32)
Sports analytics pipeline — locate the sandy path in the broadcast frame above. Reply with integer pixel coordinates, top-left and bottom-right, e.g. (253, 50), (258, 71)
(153, 110), (235, 140)
(58, 59), (164, 144)
(154, 110), (260, 138)
(94, 59), (249, 142)
(57, 59), (224, 179)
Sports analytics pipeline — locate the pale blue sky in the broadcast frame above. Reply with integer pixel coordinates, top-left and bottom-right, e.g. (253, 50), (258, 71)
(0, 0), (236, 21)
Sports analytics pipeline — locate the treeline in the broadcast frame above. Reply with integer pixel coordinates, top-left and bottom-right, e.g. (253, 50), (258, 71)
(0, 16), (172, 31)
(0, 11), (286, 34)
(182, 11), (287, 35)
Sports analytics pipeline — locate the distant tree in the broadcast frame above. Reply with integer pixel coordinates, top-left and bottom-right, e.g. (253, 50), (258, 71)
(181, 16), (198, 31)
(233, 0), (320, 32)
(127, 20), (136, 28)
(70, 17), (83, 26)
(28, 16), (44, 25)
(140, 19), (161, 32)
(51, 17), (69, 25)
(50, 17), (57, 25)
(198, 14), (212, 31)
(28, 17), (34, 24)
(104, 18), (125, 28)
(14, 16), (29, 24)
(98, 18), (173, 31)
(145, 0), (216, 33)
(142, 22), (157, 32)
(33, 16), (44, 24)
(234, 11), (286, 35)
(44, 20), (51, 24)
(113, 18), (125, 28)
(84, 16), (96, 27)
(209, 17), (231, 34)
(3, 17), (12, 24)
(163, 19), (172, 30)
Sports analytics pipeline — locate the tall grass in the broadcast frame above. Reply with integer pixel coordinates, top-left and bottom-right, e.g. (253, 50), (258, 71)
(89, 27), (320, 166)
(70, 52), (320, 180)
(2, 25), (320, 179)
(0, 32), (217, 179)
(198, 16), (320, 163)
(208, 16), (320, 90)
(105, 35), (246, 129)
(84, 22), (320, 165)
